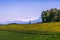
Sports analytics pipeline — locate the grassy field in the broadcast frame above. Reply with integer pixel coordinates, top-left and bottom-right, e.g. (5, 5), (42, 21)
(0, 30), (60, 40)
(0, 22), (60, 40)
(0, 22), (60, 32)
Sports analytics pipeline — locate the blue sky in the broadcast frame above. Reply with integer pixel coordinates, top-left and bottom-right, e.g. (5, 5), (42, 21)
(0, 0), (60, 22)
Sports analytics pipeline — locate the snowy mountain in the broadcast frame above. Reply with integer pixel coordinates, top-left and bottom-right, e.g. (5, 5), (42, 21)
(0, 17), (42, 24)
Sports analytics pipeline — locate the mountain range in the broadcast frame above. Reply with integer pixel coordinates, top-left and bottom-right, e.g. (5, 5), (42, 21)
(0, 18), (42, 24)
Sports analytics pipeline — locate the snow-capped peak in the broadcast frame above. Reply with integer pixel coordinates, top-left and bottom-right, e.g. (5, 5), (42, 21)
(0, 17), (38, 22)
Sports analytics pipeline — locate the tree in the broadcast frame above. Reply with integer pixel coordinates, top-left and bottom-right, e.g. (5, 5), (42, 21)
(41, 8), (60, 22)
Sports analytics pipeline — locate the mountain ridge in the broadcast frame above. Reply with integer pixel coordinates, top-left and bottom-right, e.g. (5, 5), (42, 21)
(0, 18), (42, 24)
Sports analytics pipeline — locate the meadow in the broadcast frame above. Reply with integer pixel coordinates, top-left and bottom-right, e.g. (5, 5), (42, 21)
(0, 22), (60, 40)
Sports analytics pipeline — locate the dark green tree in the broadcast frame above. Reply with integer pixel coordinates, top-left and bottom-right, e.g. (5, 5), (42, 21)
(41, 8), (60, 22)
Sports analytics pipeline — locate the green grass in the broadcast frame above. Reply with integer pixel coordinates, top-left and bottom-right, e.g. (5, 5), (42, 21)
(0, 22), (60, 40)
(0, 30), (60, 40)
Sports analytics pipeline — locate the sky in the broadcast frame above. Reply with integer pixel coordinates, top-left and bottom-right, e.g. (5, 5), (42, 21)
(0, 0), (60, 22)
